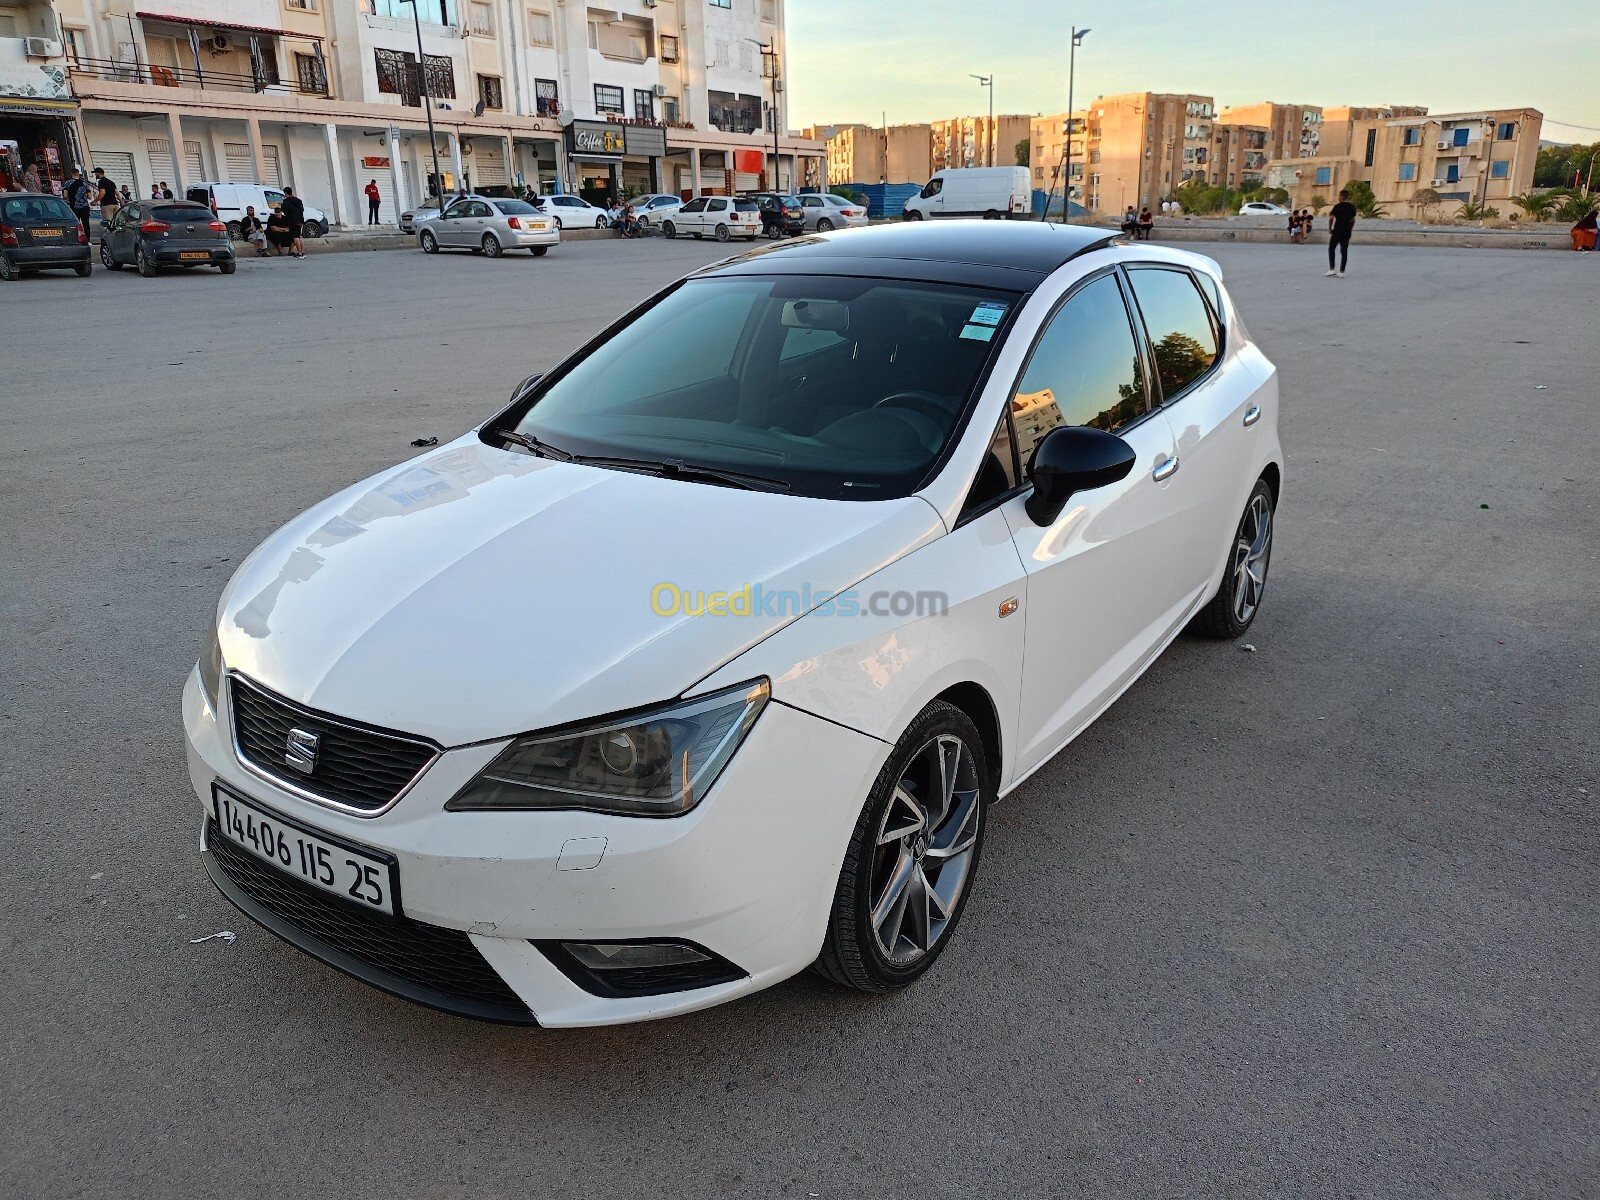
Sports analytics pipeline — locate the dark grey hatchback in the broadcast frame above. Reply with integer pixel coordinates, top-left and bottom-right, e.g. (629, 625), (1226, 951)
(0, 192), (92, 281)
(101, 201), (236, 277)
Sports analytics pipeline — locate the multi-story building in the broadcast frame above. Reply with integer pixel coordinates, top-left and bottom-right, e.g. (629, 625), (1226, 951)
(1208, 121), (1269, 190)
(1032, 92), (1217, 213)
(1217, 100), (1323, 162)
(1263, 106), (1543, 212)
(1317, 104), (1429, 157)
(816, 121), (931, 185)
(4, 0), (820, 226)
(929, 112), (1029, 172)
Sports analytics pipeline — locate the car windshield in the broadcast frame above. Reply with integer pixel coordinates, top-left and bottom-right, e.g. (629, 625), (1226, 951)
(495, 199), (538, 215)
(3, 196), (75, 222)
(779, 195), (800, 206)
(506, 275), (1017, 500)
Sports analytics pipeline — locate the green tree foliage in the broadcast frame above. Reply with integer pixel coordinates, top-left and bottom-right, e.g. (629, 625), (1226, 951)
(1342, 180), (1388, 218)
(1014, 138), (1030, 168)
(1534, 141), (1600, 189)
(1456, 200), (1500, 220)
(1309, 194), (1330, 214)
(1511, 191), (1558, 220)
(1554, 192), (1599, 223)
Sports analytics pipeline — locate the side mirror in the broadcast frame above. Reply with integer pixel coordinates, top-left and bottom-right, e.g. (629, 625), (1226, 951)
(511, 373), (543, 401)
(1024, 426), (1137, 526)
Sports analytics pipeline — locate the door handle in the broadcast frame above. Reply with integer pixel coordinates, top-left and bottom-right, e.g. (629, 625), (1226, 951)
(1243, 404), (1262, 427)
(1152, 454), (1180, 482)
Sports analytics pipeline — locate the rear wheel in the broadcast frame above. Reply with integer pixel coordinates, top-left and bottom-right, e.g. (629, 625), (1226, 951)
(1190, 479), (1275, 639)
(553, 216), (563, 230)
(816, 217), (834, 232)
(530, 245), (548, 257)
(419, 229), (439, 254)
(226, 220), (242, 240)
(715, 223), (730, 242)
(218, 259), (236, 274)
(815, 700), (990, 992)
(0, 254), (17, 281)
(482, 232), (503, 258)
(662, 220), (676, 239)
(100, 241), (121, 270)
(136, 248), (158, 278)
(75, 261), (93, 278)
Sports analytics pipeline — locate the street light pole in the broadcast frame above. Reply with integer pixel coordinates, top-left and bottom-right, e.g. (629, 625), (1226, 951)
(401, 0), (446, 209)
(970, 75), (993, 167)
(747, 38), (781, 190)
(1042, 27), (1089, 220)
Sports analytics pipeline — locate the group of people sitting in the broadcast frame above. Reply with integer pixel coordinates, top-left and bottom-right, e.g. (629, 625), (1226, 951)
(1119, 207), (1156, 239)
(234, 204), (296, 257)
(605, 198), (645, 238)
(1287, 209), (1317, 242)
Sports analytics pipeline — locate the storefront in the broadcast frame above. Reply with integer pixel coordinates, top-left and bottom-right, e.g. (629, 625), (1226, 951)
(0, 64), (80, 196)
(564, 119), (664, 204)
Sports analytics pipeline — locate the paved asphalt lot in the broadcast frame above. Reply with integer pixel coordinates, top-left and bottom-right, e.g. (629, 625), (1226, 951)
(2, 234), (1596, 1199)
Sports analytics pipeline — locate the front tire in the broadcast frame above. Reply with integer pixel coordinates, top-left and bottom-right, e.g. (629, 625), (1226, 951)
(715, 223), (730, 242)
(482, 232), (503, 258)
(662, 220), (676, 239)
(419, 229), (439, 254)
(595, 215), (607, 228)
(1190, 479), (1275, 638)
(815, 700), (990, 993)
(100, 241), (121, 270)
(302, 220), (326, 239)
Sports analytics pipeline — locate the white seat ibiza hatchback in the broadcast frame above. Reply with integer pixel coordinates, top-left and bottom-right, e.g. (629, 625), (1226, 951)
(184, 222), (1282, 1027)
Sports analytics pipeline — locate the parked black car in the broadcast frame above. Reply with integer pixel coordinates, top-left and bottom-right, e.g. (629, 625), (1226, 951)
(743, 192), (805, 237)
(100, 201), (236, 277)
(0, 192), (92, 281)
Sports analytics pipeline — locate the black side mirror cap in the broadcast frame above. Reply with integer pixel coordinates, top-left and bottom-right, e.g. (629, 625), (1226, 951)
(1024, 426), (1138, 526)
(511, 373), (543, 402)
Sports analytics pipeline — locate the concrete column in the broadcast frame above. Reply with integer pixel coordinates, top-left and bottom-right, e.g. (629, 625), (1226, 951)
(447, 131), (464, 194)
(166, 110), (186, 195)
(503, 134), (515, 188)
(387, 125), (406, 215)
(245, 116), (268, 184)
(553, 136), (569, 194)
(689, 149), (701, 197)
(322, 123), (351, 228)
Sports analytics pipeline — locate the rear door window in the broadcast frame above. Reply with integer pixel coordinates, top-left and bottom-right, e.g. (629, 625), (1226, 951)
(1124, 267), (1220, 402)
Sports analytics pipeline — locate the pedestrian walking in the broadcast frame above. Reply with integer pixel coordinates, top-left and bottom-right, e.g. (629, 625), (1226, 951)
(364, 178), (381, 224)
(64, 168), (93, 239)
(92, 166), (119, 238)
(160, 182), (174, 199)
(1326, 189), (1357, 277)
(280, 184), (306, 258)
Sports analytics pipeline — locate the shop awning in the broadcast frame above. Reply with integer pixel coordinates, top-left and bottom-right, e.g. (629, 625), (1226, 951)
(135, 11), (324, 41)
(0, 96), (78, 116)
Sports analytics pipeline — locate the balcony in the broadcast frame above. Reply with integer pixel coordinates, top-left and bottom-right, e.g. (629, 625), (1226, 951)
(70, 55), (329, 98)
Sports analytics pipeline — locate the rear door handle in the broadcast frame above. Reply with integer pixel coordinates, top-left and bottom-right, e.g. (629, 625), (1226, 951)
(1243, 404), (1262, 427)
(1152, 454), (1180, 482)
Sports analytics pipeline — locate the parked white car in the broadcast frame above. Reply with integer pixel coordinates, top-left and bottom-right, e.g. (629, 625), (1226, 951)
(659, 196), (761, 241)
(630, 193), (684, 228)
(185, 221), (1282, 1028)
(902, 166), (1032, 220)
(533, 194), (610, 229)
(1237, 202), (1291, 217)
(799, 192), (870, 231)
(185, 182), (329, 239)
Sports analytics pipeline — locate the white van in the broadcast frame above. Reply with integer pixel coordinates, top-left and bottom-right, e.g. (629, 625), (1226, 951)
(185, 182), (330, 238)
(902, 166), (1031, 220)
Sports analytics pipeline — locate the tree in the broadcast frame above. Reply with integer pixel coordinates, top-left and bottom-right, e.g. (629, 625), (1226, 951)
(1511, 191), (1558, 221)
(1014, 138), (1030, 168)
(1342, 179), (1388, 219)
(1534, 141), (1600, 189)
(1410, 187), (1442, 218)
(1309, 194), (1330, 215)
(1456, 200), (1500, 221)
(1554, 192), (1599, 223)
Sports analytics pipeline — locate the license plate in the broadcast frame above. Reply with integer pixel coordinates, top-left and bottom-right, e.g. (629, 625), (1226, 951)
(209, 783), (397, 915)
(33, 227), (63, 237)
(180, 250), (211, 259)
(529, 222), (548, 230)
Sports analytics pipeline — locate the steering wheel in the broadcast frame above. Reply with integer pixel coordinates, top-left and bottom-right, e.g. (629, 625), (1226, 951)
(873, 390), (959, 424)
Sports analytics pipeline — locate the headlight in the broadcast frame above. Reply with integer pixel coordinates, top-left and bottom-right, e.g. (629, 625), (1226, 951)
(447, 679), (770, 817)
(197, 625), (223, 714)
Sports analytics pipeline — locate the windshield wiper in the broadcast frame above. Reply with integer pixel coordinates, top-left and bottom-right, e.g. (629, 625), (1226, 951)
(496, 428), (575, 461)
(576, 456), (791, 493)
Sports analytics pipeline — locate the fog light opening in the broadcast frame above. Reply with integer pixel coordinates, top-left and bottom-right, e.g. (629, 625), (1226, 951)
(535, 939), (747, 998)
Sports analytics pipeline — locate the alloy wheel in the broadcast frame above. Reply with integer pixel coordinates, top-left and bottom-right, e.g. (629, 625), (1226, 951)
(1230, 492), (1273, 624)
(869, 734), (982, 966)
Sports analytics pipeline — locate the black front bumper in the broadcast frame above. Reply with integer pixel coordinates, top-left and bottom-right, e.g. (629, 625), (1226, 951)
(201, 819), (538, 1025)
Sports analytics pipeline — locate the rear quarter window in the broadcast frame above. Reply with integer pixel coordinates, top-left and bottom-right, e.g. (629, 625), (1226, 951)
(733, 200), (759, 212)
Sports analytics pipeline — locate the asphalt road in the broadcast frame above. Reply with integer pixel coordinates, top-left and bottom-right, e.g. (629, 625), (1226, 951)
(1, 234), (1595, 1199)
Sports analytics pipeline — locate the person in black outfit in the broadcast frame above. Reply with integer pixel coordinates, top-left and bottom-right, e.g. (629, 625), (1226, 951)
(63, 168), (93, 240)
(1326, 189), (1357, 277)
(280, 185), (306, 258)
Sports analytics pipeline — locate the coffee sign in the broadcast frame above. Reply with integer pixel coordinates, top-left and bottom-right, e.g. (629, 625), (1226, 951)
(573, 126), (625, 154)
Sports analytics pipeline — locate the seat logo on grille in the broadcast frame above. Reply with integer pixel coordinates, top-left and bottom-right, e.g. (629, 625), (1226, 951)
(285, 727), (320, 775)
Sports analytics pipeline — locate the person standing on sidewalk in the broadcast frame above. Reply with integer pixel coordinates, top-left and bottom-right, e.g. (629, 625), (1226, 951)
(1326, 189), (1357, 277)
(92, 167), (119, 240)
(281, 185), (306, 258)
(64, 168), (93, 240)
(364, 178), (381, 225)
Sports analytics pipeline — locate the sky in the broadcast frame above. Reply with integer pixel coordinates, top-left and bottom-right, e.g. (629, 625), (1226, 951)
(785, 0), (1600, 145)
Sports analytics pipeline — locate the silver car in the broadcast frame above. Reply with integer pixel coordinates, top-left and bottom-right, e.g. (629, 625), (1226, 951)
(416, 195), (560, 258)
(399, 202), (442, 233)
(798, 192), (870, 232)
(630, 193), (684, 228)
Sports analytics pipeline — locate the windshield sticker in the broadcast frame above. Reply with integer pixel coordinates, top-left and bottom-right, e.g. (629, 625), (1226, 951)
(959, 324), (996, 342)
(968, 302), (1007, 326)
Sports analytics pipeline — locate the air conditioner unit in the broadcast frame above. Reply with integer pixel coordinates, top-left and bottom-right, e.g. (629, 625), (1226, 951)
(1436, 140), (1451, 150)
(24, 37), (63, 58)
(209, 34), (230, 53)
(651, 83), (666, 97)
(773, 79), (783, 92)
(643, 0), (658, 6)
(1430, 178), (1446, 187)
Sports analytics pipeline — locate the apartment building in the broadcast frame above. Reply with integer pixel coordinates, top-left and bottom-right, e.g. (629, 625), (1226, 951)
(1317, 104), (1429, 157)
(1, 0), (820, 227)
(816, 120), (931, 185)
(1264, 106), (1543, 212)
(1208, 121), (1269, 190)
(1031, 92), (1218, 213)
(928, 112), (1028, 172)
(1216, 100), (1323, 162)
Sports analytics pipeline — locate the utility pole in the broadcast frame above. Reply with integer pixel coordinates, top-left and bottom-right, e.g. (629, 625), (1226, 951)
(748, 38), (781, 190)
(970, 75), (993, 167)
(1042, 27), (1090, 220)
(401, 0), (446, 208)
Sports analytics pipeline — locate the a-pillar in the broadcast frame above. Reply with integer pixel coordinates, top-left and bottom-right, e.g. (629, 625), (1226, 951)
(386, 125), (406, 217)
(165, 110), (186, 196)
(321, 123), (351, 228)
(244, 116), (267, 185)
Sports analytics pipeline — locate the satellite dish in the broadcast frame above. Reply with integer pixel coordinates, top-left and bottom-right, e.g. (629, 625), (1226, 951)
(472, 100), (485, 118)
(557, 110), (575, 128)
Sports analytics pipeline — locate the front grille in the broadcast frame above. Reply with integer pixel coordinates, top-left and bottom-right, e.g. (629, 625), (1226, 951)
(230, 676), (438, 813)
(206, 821), (532, 1020)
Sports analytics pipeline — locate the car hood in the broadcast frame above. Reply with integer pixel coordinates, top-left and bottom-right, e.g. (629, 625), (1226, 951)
(216, 437), (945, 745)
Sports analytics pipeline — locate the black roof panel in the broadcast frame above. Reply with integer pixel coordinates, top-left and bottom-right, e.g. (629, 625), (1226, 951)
(697, 219), (1118, 289)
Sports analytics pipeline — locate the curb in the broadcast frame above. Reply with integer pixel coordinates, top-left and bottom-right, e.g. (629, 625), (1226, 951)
(304, 224), (623, 254)
(1120, 226), (1566, 252)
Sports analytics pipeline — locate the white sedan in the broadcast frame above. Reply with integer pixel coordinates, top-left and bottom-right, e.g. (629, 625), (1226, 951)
(533, 194), (610, 229)
(185, 221), (1282, 1027)
(1238, 201), (1291, 217)
(659, 196), (762, 241)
